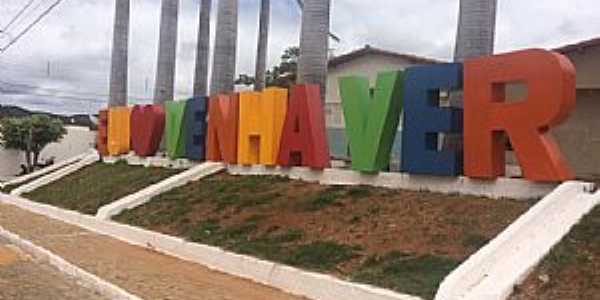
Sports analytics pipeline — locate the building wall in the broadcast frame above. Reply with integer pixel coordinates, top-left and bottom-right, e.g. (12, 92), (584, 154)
(324, 54), (423, 163)
(325, 54), (420, 128)
(563, 47), (600, 89)
(506, 47), (600, 179)
(0, 126), (95, 179)
(553, 47), (600, 179)
(553, 89), (600, 179)
(320, 47), (600, 178)
(0, 148), (22, 180)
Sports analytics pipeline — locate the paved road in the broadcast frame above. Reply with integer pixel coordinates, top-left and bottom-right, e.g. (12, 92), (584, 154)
(0, 236), (108, 300)
(0, 203), (306, 300)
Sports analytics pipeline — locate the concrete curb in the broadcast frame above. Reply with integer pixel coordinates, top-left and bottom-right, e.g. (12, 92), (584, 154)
(0, 194), (421, 300)
(0, 225), (142, 300)
(226, 165), (557, 200)
(10, 151), (100, 196)
(104, 153), (196, 169)
(0, 152), (87, 189)
(435, 181), (600, 300)
(96, 162), (225, 220)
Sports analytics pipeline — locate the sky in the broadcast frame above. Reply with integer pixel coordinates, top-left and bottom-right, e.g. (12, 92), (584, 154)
(0, 0), (599, 115)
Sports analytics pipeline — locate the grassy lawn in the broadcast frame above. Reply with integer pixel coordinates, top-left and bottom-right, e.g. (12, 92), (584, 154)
(511, 206), (600, 300)
(115, 173), (534, 299)
(24, 161), (181, 215)
(1, 176), (43, 194)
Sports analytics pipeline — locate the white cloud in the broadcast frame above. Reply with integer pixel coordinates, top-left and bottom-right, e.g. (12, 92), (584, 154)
(0, 0), (598, 115)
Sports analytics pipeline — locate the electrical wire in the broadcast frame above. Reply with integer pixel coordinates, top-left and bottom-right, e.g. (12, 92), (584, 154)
(4, 0), (48, 36)
(0, 0), (64, 54)
(2, 0), (37, 32)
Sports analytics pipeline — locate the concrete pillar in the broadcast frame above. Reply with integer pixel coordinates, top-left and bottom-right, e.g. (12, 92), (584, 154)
(108, 0), (130, 107)
(154, 0), (179, 104)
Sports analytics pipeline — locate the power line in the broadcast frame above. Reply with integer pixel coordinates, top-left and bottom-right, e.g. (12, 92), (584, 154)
(2, 0), (37, 32)
(4, 0), (48, 36)
(0, 0), (64, 54)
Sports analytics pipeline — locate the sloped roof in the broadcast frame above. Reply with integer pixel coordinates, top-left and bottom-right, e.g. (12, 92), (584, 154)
(554, 37), (600, 54)
(328, 45), (442, 68)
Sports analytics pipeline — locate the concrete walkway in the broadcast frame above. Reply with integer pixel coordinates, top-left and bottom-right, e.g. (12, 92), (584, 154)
(0, 236), (109, 300)
(0, 203), (305, 300)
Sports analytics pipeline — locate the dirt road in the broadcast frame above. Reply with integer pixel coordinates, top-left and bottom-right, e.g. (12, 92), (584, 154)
(0, 203), (305, 300)
(0, 236), (109, 300)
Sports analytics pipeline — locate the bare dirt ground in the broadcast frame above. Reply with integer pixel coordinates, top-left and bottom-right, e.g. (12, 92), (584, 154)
(0, 236), (108, 300)
(0, 203), (305, 300)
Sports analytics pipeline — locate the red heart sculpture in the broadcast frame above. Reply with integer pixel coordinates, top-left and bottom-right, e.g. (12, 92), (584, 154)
(131, 105), (165, 157)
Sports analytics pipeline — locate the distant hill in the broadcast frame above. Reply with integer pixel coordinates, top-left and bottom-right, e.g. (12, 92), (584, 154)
(0, 104), (96, 129)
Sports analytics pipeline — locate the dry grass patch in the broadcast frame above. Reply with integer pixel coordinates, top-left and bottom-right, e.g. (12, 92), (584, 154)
(116, 173), (534, 299)
(25, 161), (181, 215)
(511, 206), (600, 300)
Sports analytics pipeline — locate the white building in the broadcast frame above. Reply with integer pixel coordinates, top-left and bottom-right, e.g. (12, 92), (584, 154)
(324, 40), (600, 179)
(325, 45), (441, 128)
(550, 38), (600, 179)
(0, 126), (95, 180)
(324, 45), (440, 162)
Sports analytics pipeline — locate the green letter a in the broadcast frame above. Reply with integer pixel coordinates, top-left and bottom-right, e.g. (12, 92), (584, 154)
(339, 71), (404, 172)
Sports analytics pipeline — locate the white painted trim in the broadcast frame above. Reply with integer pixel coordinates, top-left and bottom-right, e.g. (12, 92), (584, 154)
(96, 162), (225, 220)
(0, 226), (142, 300)
(435, 181), (600, 300)
(226, 165), (557, 200)
(104, 153), (196, 169)
(0, 151), (88, 189)
(0, 194), (422, 300)
(10, 151), (100, 196)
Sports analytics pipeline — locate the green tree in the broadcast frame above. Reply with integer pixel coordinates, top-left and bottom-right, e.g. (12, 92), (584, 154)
(235, 74), (256, 86)
(266, 46), (300, 89)
(234, 46), (299, 89)
(0, 115), (66, 173)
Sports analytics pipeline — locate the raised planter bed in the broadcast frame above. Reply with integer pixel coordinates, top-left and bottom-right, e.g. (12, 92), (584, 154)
(24, 161), (181, 215)
(115, 173), (536, 299)
(511, 206), (600, 300)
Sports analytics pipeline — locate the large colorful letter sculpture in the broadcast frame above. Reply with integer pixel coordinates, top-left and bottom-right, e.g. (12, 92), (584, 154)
(277, 85), (330, 169)
(165, 101), (187, 159)
(184, 97), (208, 161)
(206, 94), (239, 163)
(107, 107), (131, 156)
(464, 49), (576, 182)
(340, 71), (404, 172)
(238, 88), (288, 165)
(130, 105), (165, 157)
(402, 64), (463, 176)
(97, 110), (109, 156)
